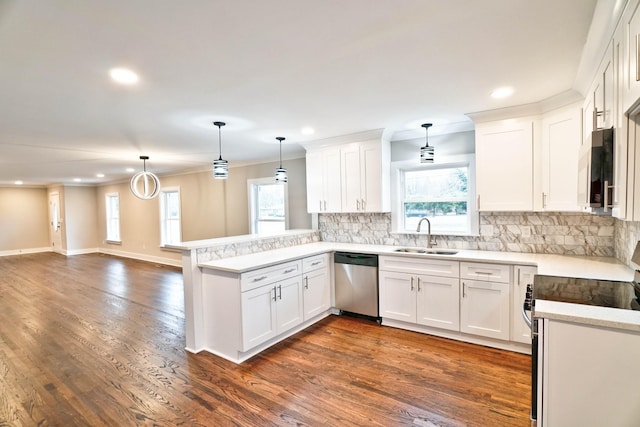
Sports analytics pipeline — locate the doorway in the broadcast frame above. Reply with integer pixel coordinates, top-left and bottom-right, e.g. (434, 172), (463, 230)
(49, 192), (63, 253)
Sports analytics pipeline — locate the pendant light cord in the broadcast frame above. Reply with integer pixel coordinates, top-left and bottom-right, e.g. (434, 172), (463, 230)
(217, 125), (222, 161)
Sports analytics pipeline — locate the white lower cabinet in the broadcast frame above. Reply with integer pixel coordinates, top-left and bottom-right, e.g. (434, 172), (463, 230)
(460, 280), (510, 340)
(241, 275), (303, 351)
(379, 257), (460, 332)
(302, 254), (331, 321)
(380, 257), (527, 352)
(460, 261), (511, 341)
(417, 275), (460, 331)
(379, 271), (418, 322)
(511, 265), (537, 344)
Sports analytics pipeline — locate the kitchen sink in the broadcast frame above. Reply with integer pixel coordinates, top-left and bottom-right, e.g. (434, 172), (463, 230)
(394, 248), (458, 255)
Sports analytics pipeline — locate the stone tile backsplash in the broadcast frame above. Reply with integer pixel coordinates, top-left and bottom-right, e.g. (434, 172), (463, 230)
(196, 230), (320, 263)
(614, 220), (640, 266)
(319, 212), (617, 257)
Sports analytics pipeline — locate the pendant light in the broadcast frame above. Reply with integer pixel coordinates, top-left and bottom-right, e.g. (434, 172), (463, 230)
(212, 121), (228, 179)
(275, 136), (288, 183)
(420, 123), (434, 164)
(130, 156), (161, 200)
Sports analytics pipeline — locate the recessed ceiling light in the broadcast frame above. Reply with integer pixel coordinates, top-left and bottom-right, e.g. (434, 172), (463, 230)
(491, 87), (514, 99)
(126, 167), (135, 173)
(301, 126), (315, 135)
(110, 67), (139, 85)
(96, 173), (105, 178)
(14, 180), (23, 185)
(73, 178), (82, 182)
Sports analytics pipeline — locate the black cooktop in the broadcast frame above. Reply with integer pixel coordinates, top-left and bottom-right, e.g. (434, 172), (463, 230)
(532, 275), (640, 311)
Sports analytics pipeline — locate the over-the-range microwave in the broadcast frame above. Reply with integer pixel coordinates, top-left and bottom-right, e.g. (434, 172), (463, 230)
(577, 127), (614, 215)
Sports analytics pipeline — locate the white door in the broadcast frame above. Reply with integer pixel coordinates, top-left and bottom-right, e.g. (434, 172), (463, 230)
(275, 276), (303, 333)
(49, 192), (63, 253)
(303, 268), (330, 321)
(460, 280), (510, 340)
(379, 271), (416, 323)
(416, 275), (460, 331)
(241, 284), (277, 351)
(512, 266), (537, 344)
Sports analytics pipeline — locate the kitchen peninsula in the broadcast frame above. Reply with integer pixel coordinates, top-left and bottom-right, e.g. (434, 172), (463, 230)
(172, 230), (637, 364)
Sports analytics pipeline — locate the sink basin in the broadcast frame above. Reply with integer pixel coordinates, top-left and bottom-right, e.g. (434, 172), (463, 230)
(394, 248), (458, 255)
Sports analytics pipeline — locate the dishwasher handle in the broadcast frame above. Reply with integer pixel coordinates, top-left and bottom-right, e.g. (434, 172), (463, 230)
(334, 252), (378, 267)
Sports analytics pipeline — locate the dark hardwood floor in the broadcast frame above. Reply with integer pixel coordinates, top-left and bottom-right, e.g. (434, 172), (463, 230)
(0, 253), (531, 426)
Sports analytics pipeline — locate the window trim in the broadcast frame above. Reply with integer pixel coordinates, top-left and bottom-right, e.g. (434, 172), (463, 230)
(159, 186), (182, 247)
(105, 192), (121, 243)
(391, 154), (479, 236)
(247, 177), (289, 235)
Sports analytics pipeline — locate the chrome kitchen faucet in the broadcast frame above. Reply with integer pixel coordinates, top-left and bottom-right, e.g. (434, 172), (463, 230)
(416, 217), (437, 248)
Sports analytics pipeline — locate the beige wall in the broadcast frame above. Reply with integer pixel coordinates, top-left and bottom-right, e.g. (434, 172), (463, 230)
(95, 157), (311, 263)
(1, 158), (310, 260)
(64, 186), (99, 252)
(0, 187), (49, 252)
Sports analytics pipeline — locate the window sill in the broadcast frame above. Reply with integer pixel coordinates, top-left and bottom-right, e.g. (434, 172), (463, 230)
(105, 240), (122, 245)
(160, 245), (183, 253)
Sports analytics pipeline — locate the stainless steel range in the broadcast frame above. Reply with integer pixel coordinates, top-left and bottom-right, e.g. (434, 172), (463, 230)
(522, 242), (640, 427)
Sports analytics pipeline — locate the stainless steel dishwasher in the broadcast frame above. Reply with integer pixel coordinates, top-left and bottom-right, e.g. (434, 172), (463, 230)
(334, 252), (379, 321)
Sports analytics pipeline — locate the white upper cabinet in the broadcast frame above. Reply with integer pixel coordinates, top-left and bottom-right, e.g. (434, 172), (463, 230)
(540, 104), (582, 211)
(341, 140), (389, 212)
(474, 104), (583, 213)
(306, 147), (341, 213)
(623, 0), (640, 112)
(305, 134), (390, 214)
(475, 117), (535, 211)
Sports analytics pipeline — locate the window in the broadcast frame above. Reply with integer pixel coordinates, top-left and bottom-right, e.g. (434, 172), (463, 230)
(248, 178), (288, 235)
(160, 188), (181, 245)
(105, 192), (120, 242)
(394, 157), (478, 236)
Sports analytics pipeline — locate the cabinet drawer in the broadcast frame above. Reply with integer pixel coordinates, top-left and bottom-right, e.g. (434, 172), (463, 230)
(460, 262), (510, 283)
(379, 255), (459, 278)
(302, 253), (329, 273)
(241, 260), (302, 292)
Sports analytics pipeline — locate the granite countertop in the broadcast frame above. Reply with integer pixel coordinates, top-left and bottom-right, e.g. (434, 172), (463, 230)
(198, 241), (634, 281)
(534, 300), (640, 332)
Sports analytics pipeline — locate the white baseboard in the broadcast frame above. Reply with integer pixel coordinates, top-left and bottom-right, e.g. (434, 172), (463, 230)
(0, 245), (181, 268)
(64, 247), (100, 256)
(98, 247), (182, 268)
(0, 247), (52, 257)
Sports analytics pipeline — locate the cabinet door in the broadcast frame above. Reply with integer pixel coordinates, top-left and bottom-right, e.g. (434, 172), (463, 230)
(275, 276), (304, 333)
(416, 275), (460, 331)
(305, 150), (324, 213)
(624, 0), (640, 111)
(241, 284), (277, 351)
(540, 106), (581, 211)
(460, 280), (510, 340)
(303, 268), (330, 321)
(511, 266), (536, 344)
(379, 271), (416, 322)
(306, 148), (341, 213)
(341, 143), (361, 212)
(360, 141), (383, 212)
(475, 119), (534, 211)
(323, 148), (342, 212)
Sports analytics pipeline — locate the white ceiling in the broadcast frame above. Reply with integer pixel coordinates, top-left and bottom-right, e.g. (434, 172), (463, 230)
(0, 0), (598, 186)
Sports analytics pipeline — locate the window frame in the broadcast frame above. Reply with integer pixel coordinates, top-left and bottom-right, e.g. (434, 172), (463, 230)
(105, 192), (121, 243)
(391, 154), (479, 236)
(247, 177), (289, 235)
(159, 187), (182, 246)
